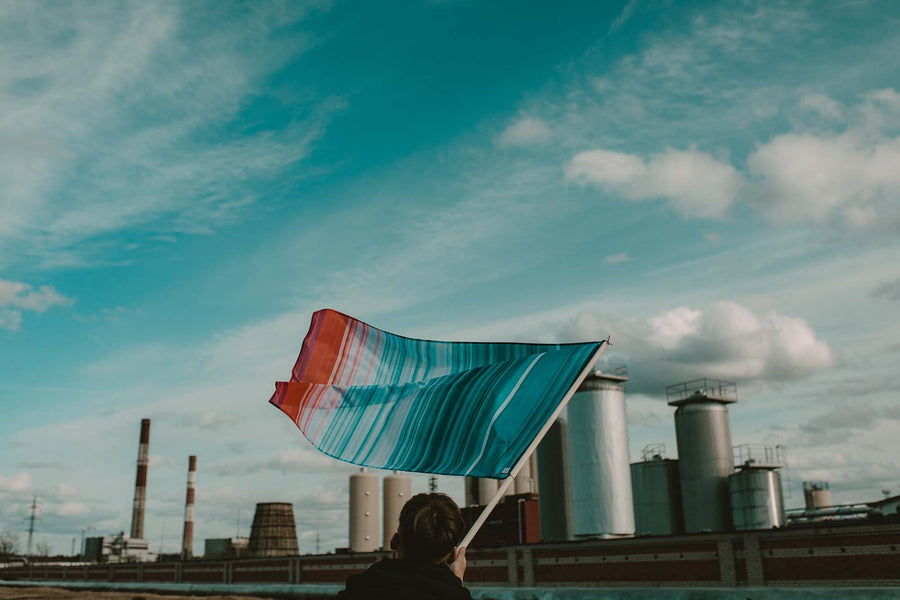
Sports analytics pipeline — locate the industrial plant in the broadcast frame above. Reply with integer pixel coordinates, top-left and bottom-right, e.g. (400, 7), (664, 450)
(3, 371), (899, 588)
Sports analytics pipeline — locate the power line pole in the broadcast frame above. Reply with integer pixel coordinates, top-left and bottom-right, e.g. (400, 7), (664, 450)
(25, 497), (39, 556)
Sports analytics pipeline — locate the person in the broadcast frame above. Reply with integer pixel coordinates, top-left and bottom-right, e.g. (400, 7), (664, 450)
(338, 492), (472, 600)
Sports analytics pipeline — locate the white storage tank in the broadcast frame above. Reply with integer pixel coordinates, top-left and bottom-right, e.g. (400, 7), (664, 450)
(382, 471), (412, 549)
(667, 378), (737, 534)
(803, 481), (832, 509)
(349, 468), (379, 552)
(729, 465), (785, 530)
(567, 366), (635, 538)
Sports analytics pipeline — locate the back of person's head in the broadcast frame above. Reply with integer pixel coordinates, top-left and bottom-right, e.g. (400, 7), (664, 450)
(396, 493), (464, 564)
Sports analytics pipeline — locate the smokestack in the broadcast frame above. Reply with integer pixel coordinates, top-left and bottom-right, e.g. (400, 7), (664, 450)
(130, 418), (150, 540)
(182, 455), (197, 559)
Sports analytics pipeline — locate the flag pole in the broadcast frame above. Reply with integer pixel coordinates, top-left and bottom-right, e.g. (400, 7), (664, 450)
(458, 341), (609, 549)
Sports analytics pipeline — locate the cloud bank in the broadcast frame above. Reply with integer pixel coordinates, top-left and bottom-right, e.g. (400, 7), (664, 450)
(553, 301), (835, 395)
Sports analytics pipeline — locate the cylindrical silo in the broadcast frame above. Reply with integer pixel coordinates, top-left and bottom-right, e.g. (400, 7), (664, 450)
(567, 368), (635, 538)
(667, 379), (737, 533)
(729, 466), (785, 531)
(478, 478), (499, 504)
(514, 452), (537, 494)
(382, 471), (411, 549)
(803, 481), (832, 509)
(536, 418), (573, 541)
(349, 468), (379, 552)
(248, 502), (299, 557)
(631, 450), (683, 536)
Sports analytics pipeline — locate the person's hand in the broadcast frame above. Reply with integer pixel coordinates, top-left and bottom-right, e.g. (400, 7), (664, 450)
(450, 546), (467, 582)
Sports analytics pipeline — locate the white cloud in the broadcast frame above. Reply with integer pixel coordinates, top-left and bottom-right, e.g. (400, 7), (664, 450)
(0, 2), (337, 270)
(552, 301), (835, 394)
(604, 253), (632, 265)
(565, 148), (742, 218)
(799, 93), (843, 120)
(0, 473), (33, 493)
(495, 116), (552, 148)
(56, 502), (89, 517)
(748, 90), (900, 227)
(199, 411), (239, 431)
(0, 279), (71, 330)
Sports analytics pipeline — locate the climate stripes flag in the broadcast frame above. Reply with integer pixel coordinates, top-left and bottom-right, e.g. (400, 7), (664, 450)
(269, 309), (604, 479)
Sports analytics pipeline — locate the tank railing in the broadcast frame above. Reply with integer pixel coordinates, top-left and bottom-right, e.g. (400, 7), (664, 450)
(640, 443), (667, 461)
(733, 444), (786, 468)
(665, 378), (737, 403)
(597, 363), (628, 378)
(802, 480), (830, 492)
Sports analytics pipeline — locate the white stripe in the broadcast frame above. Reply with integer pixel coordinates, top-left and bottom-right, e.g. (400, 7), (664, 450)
(463, 353), (545, 476)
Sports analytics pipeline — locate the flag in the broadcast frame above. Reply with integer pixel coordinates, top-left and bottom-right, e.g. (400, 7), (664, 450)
(269, 309), (604, 478)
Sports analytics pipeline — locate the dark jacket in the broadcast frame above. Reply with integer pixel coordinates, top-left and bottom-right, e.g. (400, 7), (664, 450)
(338, 557), (473, 600)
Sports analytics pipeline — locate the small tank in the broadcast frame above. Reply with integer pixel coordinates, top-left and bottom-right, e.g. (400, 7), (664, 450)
(630, 444), (683, 536)
(729, 465), (785, 530)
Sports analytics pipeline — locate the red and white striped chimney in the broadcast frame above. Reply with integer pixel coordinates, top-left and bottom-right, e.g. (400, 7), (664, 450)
(130, 418), (150, 540)
(181, 455), (197, 559)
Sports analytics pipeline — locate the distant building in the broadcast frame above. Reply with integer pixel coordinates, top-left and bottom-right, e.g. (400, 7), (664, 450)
(204, 537), (249, 559)
(84, 533), (155, 563)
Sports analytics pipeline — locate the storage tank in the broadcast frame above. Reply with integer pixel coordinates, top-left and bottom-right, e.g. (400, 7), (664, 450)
(803, 481), (832, 509)
(382, 471), (412, 549)
(630, 445), (683, 536)
(536, 418), (573, 541)
(349, 468), (379, 552)
(667, 378), (737, 533)
(730, 465), (785, 530)
(248, 502), (299, 557)
(514, 452), (538, 495)
(567, 366), (635, 538)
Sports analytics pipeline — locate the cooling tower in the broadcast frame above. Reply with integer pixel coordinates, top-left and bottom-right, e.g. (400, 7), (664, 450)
(668, 378), (737, 533)
(567, 368), (635, 538)
(130, 418), (150, 540)
(382, 471), (411, 549)
(181, 455), (197, 559)
(349, 468), (379, 552)
(248, 502), (299, 557)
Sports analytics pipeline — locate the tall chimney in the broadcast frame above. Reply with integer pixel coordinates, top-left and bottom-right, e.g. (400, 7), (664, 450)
(182, 455), (197, 559)
(130, 418), (151, 539)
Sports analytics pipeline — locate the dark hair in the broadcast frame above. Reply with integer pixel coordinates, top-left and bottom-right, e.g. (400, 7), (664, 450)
(397, 493), (464, 563)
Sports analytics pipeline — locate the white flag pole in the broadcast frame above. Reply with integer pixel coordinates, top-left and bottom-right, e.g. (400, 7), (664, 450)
(458, 341), (609, 549)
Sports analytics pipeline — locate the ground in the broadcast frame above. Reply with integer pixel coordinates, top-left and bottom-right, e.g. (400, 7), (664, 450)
(0, 587), (277, 600)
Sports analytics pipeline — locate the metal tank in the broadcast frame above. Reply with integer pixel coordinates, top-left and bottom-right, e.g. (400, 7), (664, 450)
(536, 418), (573, 541)
(667, 378), (737, 533)
(729, 465), (785, 530)
(514, 452), (538, 495)
(630, 444), (683, 536)
(803, 481), (832, 509)
(382, 471), (411, 549)
(349, 468), (379, 552)
(567, 366), (635, 538)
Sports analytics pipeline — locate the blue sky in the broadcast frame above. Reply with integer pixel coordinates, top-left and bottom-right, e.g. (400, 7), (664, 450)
(2, 0), (900, 555)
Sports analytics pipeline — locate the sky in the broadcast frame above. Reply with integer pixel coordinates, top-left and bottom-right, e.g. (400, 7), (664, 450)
(1, 0), (899, 556)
